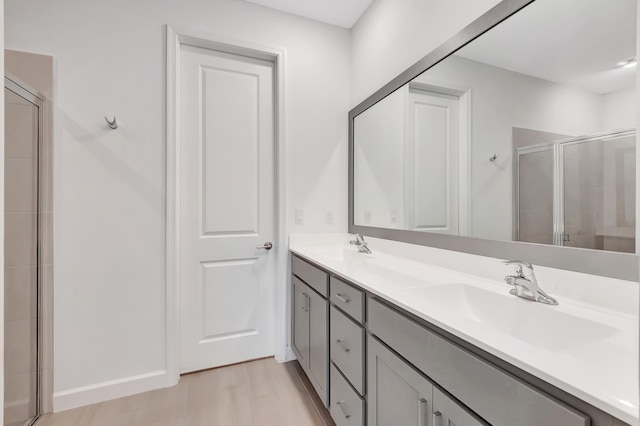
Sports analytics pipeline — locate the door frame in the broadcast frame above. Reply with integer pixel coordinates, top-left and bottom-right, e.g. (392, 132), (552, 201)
(165, 26), (288, 386)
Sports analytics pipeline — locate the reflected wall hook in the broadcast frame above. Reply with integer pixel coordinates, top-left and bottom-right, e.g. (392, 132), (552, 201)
(105, 116), (118, 129)
(489, 154), (499, 162)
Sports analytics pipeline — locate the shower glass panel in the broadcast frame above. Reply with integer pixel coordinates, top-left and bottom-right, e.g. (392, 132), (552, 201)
(516, 147), (555, 245)
(4, 84), (40, 426)
(562, 134), (636, 253)
(515, 129), (636, 253)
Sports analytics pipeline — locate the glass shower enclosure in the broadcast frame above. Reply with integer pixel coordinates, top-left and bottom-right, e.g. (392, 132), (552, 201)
(4, 77), (43, 426)
(515, 129), (636, 253)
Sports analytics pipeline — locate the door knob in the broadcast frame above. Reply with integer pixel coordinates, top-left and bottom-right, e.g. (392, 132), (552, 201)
(256, 242), (273, 250)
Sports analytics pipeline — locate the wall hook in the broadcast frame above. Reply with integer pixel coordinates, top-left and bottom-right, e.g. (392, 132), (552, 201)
(105, 116), (118, 129)
(489, 154), (499, 162)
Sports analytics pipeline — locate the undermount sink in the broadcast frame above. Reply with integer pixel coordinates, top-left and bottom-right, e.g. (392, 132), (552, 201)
(407, 283), (618, 351)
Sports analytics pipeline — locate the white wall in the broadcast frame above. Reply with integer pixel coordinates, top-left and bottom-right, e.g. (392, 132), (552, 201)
(350, 0), (501, 106)
(603, 87), (637, 130)
(5, 0), (350, 410)
(354, 89), (405, 228)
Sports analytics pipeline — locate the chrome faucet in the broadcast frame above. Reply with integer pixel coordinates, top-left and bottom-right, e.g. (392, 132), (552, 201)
(503, 260), (558, 305)
(349, 234), (371, 254)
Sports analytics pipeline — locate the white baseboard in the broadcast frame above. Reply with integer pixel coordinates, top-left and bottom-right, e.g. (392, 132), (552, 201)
(276, 347), (296, 363)
(53, 370), (167, 412)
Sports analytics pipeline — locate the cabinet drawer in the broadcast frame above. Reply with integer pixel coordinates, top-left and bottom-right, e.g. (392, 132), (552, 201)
(330, 363), (364, 426)
(330, 305), (365, 395)
(368, 297), (590, 426)
(330, 276), (365, 324)
(292, 255), (328, 297)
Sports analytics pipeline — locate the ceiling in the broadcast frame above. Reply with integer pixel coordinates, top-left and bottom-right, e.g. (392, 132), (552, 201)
(243, 0), (373, 29)
(455, 0), (637, 94)
(243, 0), (636, 94)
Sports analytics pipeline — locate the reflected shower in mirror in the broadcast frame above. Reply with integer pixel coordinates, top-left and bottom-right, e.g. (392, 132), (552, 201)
(352, 0), (637, 253)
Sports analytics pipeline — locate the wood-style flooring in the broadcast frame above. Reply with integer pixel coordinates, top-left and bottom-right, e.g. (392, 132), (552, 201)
(35, 358), (335, 426)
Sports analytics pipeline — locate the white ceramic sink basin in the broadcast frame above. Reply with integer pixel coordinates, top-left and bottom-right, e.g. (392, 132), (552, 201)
(408, 283), (618, 351)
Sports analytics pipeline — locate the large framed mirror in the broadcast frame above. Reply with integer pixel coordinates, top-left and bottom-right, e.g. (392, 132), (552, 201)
(349, 0), (639, 281)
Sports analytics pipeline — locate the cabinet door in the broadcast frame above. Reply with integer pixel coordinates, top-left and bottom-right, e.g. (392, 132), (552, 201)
(308, 288), (329, 406)
(368, 335), (433, 426)
(292, 277), (309, 367)
(433, 388), (488, 426)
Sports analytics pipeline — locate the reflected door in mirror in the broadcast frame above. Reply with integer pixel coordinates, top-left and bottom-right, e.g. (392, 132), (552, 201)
(354, 85), (463, 234)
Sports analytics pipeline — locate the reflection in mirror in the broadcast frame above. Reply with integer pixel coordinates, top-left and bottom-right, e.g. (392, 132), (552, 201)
(353, 0), (637, 253)
(515, 129), (636, 251)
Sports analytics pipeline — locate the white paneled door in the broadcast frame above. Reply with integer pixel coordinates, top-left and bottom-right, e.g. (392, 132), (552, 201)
(179, 44), (276, 373)
(405, 88), (459, 234)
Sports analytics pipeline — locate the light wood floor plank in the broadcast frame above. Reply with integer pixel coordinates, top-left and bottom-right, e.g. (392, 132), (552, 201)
(36, 404), (91, 426)
(250, 393), (288, 425)
(266, 358), (328, 426)
(35, 359), (332, 426)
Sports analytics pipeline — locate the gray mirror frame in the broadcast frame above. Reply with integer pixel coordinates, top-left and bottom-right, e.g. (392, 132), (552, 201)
(348, 0), (639, 281)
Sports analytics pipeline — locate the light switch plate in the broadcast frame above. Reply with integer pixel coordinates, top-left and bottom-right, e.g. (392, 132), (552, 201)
(295, 209), (304, 225)
(325, 210), (334, 225)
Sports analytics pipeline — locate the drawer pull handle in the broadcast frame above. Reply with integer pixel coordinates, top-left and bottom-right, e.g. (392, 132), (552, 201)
(337, 400), (351, 419)
(336, 293), (350, 303)
(418, 398), (427, 426)
(336, 339), (350, 353)
(433, 411), (442, 426)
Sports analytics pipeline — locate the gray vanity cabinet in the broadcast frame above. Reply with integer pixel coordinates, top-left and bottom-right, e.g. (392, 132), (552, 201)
(292, 277), (310, 364)
(329, 276), (367, 425)
(368, 297), (590, 426)
(368, 335), (488, 426)
(433, 388), (489, 426)
(307, 288), (328, 405)
(330, 305), (365, 394)
(330, 363), (365, 426)
(291, 256), (329, 406)
(290, 252), (624, 426)
(368, 335), (434, 426)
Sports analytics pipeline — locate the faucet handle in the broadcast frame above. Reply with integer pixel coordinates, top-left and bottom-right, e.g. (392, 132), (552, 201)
(350, 234), (365, 245)
(503, 259), (533, 269)
(503, 260), (534, 278)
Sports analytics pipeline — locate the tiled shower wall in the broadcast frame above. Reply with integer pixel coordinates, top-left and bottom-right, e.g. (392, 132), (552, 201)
(513, 128), (570, 245)
(562, 141), (604, 250)
(4, 86), (38, 425)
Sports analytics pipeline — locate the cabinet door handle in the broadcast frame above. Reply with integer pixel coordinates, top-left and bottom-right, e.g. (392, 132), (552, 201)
(418, 398), (427, 426)
(433, 411), (442, 426)
(337, 400), (351, 419)
(302, 293), (308, 312)
(335, 293), (350, 303)
(336, 339), (350, 353)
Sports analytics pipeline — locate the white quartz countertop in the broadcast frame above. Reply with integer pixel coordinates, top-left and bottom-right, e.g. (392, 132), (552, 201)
(289, 234), (639, 426)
